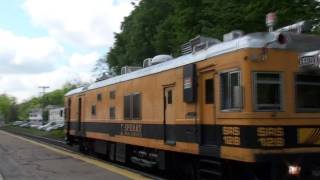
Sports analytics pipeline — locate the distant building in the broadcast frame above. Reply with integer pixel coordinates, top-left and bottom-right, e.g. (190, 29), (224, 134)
(29, 108), (43, 125)
(45, 105), (59, 110)
(48, 107), (64, 124)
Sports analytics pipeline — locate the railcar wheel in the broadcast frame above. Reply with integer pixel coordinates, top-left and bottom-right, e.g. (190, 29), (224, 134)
(78, 140), (85, 153)
(237, 169), (259, 180)
(183, 162), (197, 180)
(242, 173), (259, 180)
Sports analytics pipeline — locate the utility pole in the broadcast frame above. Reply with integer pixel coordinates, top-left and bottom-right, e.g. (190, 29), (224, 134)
(38, 86), (49, 96)
(38, 86), (49, 124)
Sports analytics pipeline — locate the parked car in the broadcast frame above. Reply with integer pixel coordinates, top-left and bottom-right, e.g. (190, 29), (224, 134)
(38, 122), (56, 130)
(19, 122), (31, 128)
(45, 123), (64, 132)
(30, 124), (41, 128)
(12, 121), (24, 126)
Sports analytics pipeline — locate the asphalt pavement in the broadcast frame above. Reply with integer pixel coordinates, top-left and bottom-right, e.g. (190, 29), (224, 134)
(0, 130), (147, 180)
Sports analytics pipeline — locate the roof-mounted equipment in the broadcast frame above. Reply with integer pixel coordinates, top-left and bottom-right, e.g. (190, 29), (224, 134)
(181, 35), (220, 55)
(276, 21), (311, 34)
(121, 66), (142, 75)
(223, 30), (244, 42)
(82, 84), (90, 91)
(266, 12), (277, 32)
(151, 55), (173, 65)
(95, 73), (113, 82)
(143, 58), (152, 68)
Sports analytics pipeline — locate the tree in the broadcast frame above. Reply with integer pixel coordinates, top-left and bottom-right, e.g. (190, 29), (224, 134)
(0, 94), (17, 122)
(93, 58), (110, 80)
(102, 0), (320, 73)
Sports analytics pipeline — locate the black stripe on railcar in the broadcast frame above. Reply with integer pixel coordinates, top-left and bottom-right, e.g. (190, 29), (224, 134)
(67, 122), (320, 148)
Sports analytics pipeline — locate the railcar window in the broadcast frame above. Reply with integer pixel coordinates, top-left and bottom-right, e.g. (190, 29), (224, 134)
(296, 74), (320, 112)
(220, 71), (240, 110)
(205, 79), (214, 104)
(167, 90), (172, 104)
(97, 93), (102, 101)
(253, 72), (282, 111)
(109, 91), (116, 99)
(109, 107), (116, 119)
(124, 95), (131, 119)
(132, 94), (141, 119)
(91, 105), (96, 115)
(124, 93), (141, 120)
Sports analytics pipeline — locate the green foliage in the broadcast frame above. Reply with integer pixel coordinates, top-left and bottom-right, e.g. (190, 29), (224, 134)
(104, 0), (320, 73)
(17, 97), (41, 120)
(0, 94), (17, 122)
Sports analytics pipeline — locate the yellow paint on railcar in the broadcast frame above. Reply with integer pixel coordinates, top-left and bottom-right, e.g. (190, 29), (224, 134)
(65, 46), (320, 163)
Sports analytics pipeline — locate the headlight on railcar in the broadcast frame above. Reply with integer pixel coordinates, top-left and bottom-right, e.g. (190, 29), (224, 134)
(288, 164), (301, 177)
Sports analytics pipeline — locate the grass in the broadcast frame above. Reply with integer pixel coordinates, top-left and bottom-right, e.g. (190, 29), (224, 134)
(0, 125), (65, 140)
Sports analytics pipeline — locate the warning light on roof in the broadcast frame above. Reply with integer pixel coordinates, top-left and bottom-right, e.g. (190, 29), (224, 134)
(266, 12), (277, 32)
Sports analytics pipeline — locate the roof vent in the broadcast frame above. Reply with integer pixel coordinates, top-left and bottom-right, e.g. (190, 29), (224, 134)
(143, 58), (152, 68)
(82, 84), (90, 91)
(121, 66), (142, 75)
(223, 30), (244, 42)
(181, 35), (221, 55)
(95, 73), (113, 82)
(151, 55), (173, 65)
(181, 42), (192, 55)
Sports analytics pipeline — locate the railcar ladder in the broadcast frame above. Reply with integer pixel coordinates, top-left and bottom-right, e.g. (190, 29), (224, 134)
(198, 158), (222, 180)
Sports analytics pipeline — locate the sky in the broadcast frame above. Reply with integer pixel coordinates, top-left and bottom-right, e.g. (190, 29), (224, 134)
(0, 0), (135, 102)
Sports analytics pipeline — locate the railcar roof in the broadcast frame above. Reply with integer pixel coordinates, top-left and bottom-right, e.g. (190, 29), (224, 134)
(65, 32), (320, 97)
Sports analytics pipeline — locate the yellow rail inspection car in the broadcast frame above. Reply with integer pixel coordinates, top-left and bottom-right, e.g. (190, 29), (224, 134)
(65, 23), (320, 179)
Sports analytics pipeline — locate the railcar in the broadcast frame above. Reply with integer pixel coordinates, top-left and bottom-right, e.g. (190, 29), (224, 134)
(65, 23), (320, 179)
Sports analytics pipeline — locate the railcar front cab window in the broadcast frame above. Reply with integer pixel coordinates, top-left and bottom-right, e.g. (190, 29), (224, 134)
(296, 74), (320, 112)
(253, 72), (282, 111)
(220, 70), (243, 111)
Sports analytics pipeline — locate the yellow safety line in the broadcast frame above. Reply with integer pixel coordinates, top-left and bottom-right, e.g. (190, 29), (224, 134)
(0, 130), (151, 180)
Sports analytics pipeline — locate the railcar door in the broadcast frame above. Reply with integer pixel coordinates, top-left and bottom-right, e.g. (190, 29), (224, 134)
(199, 69), (219, 156)
(77, 97), (82, 132)
(66, 98), (71, 136)
(164, 86), (176, 145)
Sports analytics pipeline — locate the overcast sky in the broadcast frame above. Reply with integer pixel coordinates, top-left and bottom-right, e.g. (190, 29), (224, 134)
(0, 0), (135, 102)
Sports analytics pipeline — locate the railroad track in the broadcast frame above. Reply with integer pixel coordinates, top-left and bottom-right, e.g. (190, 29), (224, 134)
(2, 128), (166, 180)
